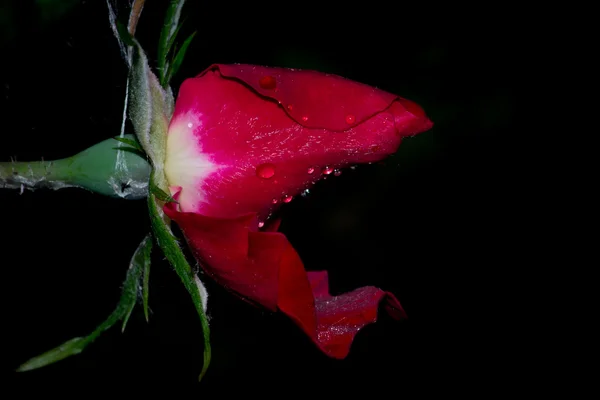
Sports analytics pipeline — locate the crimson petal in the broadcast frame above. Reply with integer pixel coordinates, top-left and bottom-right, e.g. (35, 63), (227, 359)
(206, 63), (426, 132)
(164, 203), (406, 359)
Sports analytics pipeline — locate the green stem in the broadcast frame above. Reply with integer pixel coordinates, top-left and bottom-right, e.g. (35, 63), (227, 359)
(1, 135), (151, 199)
(0, 158), (71, 192)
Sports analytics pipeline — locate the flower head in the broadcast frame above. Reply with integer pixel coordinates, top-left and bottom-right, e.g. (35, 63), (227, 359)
(163, 64), (432, 358)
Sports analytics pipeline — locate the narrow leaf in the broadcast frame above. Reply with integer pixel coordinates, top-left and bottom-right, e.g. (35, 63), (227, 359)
(148, 188), (211, 380)
(159, 22), (184, 86)
(149, 180), (177, 203)
(16, 235), (151, 372)
(164, 31), (196, 86)
(16, 338), (86, 372)
(112, 146), (147, 160)
(158, 0), (187, 84)
(17, 307), (120, 372)
(164, 23), (184, 63)
(142, 236), (152, 322)
(122, 235), (153, 331)
(113, 136), (143, 151)
(116, 20), (135, 47)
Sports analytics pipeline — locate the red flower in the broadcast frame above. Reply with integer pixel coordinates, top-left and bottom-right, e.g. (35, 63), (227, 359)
(163, 64), (433, 358)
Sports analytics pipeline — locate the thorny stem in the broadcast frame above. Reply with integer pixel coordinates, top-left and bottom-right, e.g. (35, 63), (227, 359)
(0, 158), (72, 193)
(0, 135), (151, 199)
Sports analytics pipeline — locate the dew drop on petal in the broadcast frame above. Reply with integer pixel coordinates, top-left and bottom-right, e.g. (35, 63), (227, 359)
(350, 165), (358, 170)
(322, 166), (334, 175)
(334, 169), (342, 176)
(345, 114), (356, 124)
(301, 189), (310, 197)
(283, 195), (293, 203)
(272, 198), (278, 204)
(256, 163), (276, 179)
(258, 75), (277, 90)
(301, 116), (309, 122)
(307, 166), (315, 174)
(258, 221), (265, 228)
(286, 104), (293, 111)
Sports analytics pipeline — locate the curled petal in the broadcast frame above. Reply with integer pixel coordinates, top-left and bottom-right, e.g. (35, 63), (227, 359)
(164, 202), (406, 359)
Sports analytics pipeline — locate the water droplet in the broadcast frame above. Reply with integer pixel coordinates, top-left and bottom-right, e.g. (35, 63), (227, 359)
(258, 221), (265, 228)
(301, 116), (309, 122)
(301, 189), (310, 197)
(350, 165), (357, 170)
(187, 122), (193, 128)
(286, 104), (293, 111)
(258, 75), (277, 90)
(334, 169), (342, 176)
(307, 166), (315, 174)
(272, 198), (278, 204)
(283, 195), (293, 203)
(256, 163), (276, 179)
(322, 166), (334, 175)
(345, 114), (356, 124)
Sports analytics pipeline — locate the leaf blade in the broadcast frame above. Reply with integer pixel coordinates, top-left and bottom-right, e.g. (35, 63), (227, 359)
(158, 0), (187, 85)
(113, 136), (143, 151)
(112, 146), (147, 159)
(164, 31), (196, 86)
(122, 235), (153, 332)
(147, 189), (211, 380)
(142, 236), (152, 322)
(149, 179), (177, 203)
(16, 338), (86, 372)
(16, 235), (152, 372)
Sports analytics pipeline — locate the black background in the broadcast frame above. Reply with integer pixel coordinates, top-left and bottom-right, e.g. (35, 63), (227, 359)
(1, 0), (522, 395)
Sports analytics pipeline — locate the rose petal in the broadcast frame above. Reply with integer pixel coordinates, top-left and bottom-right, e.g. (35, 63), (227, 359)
(165, 65), (432, 220)
(215, 64), (406, 131)
(164, 204), (406, 359)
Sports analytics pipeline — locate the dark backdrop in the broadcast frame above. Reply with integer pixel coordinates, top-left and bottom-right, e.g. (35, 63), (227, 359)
(1, 0), (521, 395)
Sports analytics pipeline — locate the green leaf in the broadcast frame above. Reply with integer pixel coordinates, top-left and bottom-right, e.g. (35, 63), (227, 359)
(159, 22), (184, 87)
(16, 235), (152, 372)
(116, 19), (135, 47)
(113, 136), (143, 151)
(157, 0), (187, 85)
(148, 187), (211, 381)
(122, 235), (153, 331)
(112, 146), (147, 160)
(142, 245), (151, 322)
(164, 31), (196, 86)
(16, 338), (86, 372)
(164, 22), (183, 62)
(149, 179), (177, 203)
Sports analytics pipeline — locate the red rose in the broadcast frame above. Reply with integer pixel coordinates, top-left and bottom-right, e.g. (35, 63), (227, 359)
(163, 64), (433, 358)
